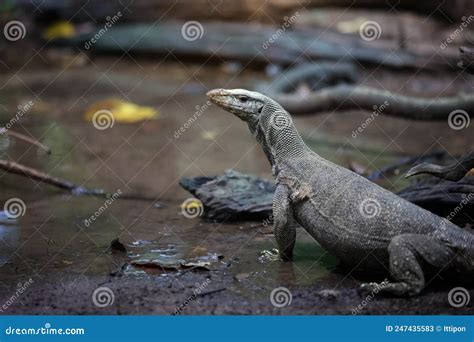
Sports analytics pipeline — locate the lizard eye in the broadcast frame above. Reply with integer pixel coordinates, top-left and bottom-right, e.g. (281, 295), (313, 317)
(237, 95), (249, 102)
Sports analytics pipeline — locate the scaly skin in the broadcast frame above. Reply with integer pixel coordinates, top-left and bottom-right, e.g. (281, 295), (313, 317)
(207, 88), (474, 296)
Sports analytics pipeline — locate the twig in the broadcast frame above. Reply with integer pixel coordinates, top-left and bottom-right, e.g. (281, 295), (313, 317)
(0, 159), (158, 201)
(0, 159), (76, 190)
(196, 287), (227, 297)
(4, 130), (51, 154)
(274, 84), (474, 120)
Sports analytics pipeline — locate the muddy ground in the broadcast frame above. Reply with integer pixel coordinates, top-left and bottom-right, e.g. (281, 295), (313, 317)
(0, 10), (473, 315)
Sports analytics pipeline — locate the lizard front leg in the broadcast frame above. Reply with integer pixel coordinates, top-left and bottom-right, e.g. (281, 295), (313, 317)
(273, 183), (296, 260)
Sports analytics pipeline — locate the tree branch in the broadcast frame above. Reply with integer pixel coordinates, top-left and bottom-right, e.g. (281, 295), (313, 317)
(274, 84), (474, 120)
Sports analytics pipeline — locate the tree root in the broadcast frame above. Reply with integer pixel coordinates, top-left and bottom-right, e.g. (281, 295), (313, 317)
(274, 84), (474, 120)
(367, 151), (445, 181)
(405, 151), (474, 181)
(263, 62), (358, 94)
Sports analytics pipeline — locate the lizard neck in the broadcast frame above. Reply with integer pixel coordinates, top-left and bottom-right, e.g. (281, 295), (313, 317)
(254, 101), (311, 175)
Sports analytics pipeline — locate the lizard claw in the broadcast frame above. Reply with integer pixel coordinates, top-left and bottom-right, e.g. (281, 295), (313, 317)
(359, 279), (390, 293)
(258, 248), (281, 263)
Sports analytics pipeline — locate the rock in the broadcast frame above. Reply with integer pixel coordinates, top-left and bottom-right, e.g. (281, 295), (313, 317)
(179, 169), (274, 221)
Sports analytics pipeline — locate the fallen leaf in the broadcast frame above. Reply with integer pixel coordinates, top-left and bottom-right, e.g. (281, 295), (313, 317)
(200, 131), (218, 141)
(84, 99), (158, 123)
(43, 21), (76, 40)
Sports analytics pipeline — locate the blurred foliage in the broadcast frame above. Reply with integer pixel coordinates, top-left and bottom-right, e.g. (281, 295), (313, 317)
(0, 0), (17, 13)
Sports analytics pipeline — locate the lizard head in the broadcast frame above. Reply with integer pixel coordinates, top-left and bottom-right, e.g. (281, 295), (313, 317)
(206, 88), (266, 122)
(207, 88), (293, 136)
(207, 88), (304, 166)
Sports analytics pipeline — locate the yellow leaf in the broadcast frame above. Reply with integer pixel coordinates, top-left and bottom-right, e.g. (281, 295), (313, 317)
(43, 21), (76, 40)
(84, 99), (159, 124)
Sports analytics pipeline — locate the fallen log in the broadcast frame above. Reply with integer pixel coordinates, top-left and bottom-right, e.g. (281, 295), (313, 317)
(65, 21), (448, 70)
(20, 0), (473, 23)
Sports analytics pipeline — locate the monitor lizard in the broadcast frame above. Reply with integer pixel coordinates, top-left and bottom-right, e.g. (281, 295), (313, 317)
(207, 88), (474, 296)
